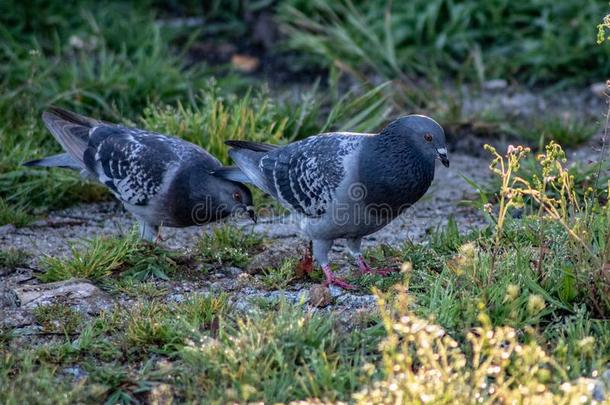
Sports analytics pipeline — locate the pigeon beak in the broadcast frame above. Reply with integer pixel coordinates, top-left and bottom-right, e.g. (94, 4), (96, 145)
(246, 205), (257, 224)
(437, 148), (450, 168)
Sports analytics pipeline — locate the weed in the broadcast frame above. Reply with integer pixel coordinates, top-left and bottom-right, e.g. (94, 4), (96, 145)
(354, 286), (595, 404)
(0, 197), (33, 227)
(106, 279), (168, 298)
(140, 81), (392, 164)
(0, 352), (82, 404)
(0, 247), (29, 269)
(197, 224), (263, 267)
(125, 302), (184, 353)
(33, 303), (84, 335)
(521, 114), (598, 149)
(178, 301), (380, 402)
(119, 245), (183, 282)
(177, 293), (230, 328)
(260, 258), (297, 289)
(484, 142), (609, 316)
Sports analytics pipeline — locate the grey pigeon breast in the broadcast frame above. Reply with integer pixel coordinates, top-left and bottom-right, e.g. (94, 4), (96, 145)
(265, 135), (360, 217)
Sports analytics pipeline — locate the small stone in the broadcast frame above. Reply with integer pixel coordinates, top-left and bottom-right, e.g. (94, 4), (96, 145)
(63, 366), (87, 381)
(0, 224), (16, 236)
(309, 285), (332, 307)
(483, 79), (508, 90)
(13, 279), (112, 315)
(15, 280), (100, 308)
(328, 285), (344, 298)
(224, 266), (242, 277)
(592, 380), (606, 402)
(148, 383), (174, 405)
(590, 82), (608, 98)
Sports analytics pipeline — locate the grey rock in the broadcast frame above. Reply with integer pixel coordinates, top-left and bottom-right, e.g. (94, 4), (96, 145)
(483, 79), (508, 91)
(590, 82), (608, 98)
(0, 287), (19, 309)
(0, 224), (16, 236)
(246, 240), (306, 274)
(13, 279), (112, 314)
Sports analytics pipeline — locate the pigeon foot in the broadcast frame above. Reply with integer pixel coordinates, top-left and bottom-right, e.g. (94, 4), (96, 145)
(357, 256), (397, 276)
(322, 264), (355, 290)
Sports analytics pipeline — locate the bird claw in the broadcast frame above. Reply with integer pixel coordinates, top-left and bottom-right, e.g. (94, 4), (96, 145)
(358, 256), (397, 276)
(323, 277), (355, 290)
(321, 264), (356, 290)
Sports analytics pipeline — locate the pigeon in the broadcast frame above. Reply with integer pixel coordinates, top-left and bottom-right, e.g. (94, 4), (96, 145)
(24, 107), (255, 241)
(216, 115), (449, 289)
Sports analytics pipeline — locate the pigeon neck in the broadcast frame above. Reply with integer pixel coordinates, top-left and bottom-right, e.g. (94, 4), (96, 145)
(359, 134), (435, 210)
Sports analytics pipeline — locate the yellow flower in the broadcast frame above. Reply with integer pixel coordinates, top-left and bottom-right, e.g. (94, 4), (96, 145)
(400, 262), (413, 273)
(458, 242), (476, 259)
(504, 284), (520, 303)
(527, 294), (546, 315)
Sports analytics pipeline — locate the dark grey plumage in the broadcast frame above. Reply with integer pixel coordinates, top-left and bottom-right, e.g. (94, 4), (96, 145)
(220, 115), (449, 288)
(24, 107), (254, 241)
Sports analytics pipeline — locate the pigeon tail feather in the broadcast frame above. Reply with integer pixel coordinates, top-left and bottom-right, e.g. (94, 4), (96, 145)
(228, 148), (276, 196)
(23, 153), (81, 170)
(225, 140), (278, 152)
(41, 106), (100, 167)
(211, 166), (252, 184)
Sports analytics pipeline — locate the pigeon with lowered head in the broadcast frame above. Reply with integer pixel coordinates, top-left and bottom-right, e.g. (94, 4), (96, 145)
(24, 107), (255, 241)
(217, 115), (449, 288)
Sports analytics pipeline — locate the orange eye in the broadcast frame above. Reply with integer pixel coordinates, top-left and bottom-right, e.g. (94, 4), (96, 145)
(424, 133), (433, 142)
(233, 192), (242, 202)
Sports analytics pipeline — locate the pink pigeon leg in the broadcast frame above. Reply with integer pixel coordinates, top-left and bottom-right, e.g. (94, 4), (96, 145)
(321, 264), (355, 290)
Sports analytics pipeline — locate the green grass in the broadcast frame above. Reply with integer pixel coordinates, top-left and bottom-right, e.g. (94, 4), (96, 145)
(260, 257), (298, 289)
(33, 303), (84, 335)
(197, 224), (264, 267)
(39, 232), (186, 283)
(0, 247), (29, 269)
(0, 198), (34, 227)
(520, 114), (599, 148)
(279, 0), (610, 86)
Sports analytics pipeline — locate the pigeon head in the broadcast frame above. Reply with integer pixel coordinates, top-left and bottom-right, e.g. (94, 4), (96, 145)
(381, 115), (449, 167)
(213, 179), (256, 222)
(184, 171), (255, 224)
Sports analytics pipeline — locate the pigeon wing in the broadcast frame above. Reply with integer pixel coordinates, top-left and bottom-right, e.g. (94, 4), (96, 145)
(83, 126), (217, 206)
(265, 136), (359, 217)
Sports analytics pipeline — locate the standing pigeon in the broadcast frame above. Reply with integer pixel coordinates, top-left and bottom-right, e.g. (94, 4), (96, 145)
(24, 107), (255, 241)
(216, 115), (449, 289)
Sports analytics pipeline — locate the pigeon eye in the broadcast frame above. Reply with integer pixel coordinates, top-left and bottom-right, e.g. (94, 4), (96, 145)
(424, 133), (433, 142)
(233, 192), (242, 202)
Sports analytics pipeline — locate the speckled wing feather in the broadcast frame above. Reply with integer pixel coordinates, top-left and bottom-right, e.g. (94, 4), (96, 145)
(243, 135), (360, 217)
(83, 125), (220, 206)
